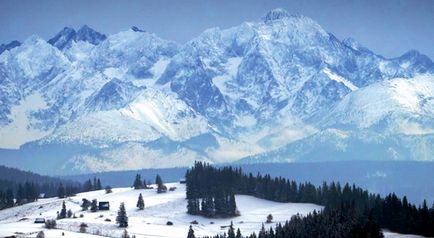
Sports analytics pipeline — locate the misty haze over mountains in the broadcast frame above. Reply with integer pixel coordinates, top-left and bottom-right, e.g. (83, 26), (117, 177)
(0, 8), (433, 175)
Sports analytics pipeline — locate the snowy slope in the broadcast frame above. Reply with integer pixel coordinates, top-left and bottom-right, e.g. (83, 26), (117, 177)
(0, 9), (434, 173)
(0, 183), (323, 238)
(324, 75), (434, 133)
(0, 183), (421, 238)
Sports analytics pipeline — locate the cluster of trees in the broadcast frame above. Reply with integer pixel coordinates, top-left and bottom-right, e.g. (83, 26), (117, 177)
(132, 173), (166, 193)
(186, 163), (239, 217)
(83, 177), (102, 192)
(132, 174), (149, 189)
(186, 162), (434, 237)
(0, 181), (80, 210)
(0, 166), (82, 204)
(199, 209), (382, 238)
(80, 198), (99, 212)
(56, 182), (81, 198)
(57, 200), (73, 219)
(0, 188), (14, 209)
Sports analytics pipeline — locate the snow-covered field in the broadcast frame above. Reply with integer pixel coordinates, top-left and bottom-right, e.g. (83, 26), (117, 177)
(0, 183), (321, 238)
(0, 183), (423, 238)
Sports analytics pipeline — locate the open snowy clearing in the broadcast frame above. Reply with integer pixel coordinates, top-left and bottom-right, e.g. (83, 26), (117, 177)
(0, 183), (423, 238)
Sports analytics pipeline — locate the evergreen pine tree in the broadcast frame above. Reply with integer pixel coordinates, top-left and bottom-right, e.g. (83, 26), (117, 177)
(36, 231), (45, 238)
(116, 202), (128, 227)
(156, 174), (163, 187)
(93, 177), (97, 190)
(96, 179), (102, 190)
(81, 198), (90, 211)
(90, 199), (98, 212)
(236, 228), (242, 238)
(133, 174), (143, 189)
(59, 200), (67, 219)
(227, 221), (236, 238)
(187, 198), (200, 215)
(84, 179), (93, 192)
(6, 188), (14, 208)
(228, 192), (238, 216)
(121, 229), (130, 238)
(136, 193), (145, 210)
(57, 183), (66, 198)
(67, 209), (73, 218)
(187, 225), (196, 238)
(16, 184), (24, 204)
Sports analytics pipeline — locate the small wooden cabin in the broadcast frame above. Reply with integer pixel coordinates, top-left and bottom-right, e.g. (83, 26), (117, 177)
(98, 201), (110, 210)
(34, 218), (45, 223)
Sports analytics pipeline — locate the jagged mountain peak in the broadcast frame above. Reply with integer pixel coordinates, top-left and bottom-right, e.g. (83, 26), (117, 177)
(131, 26), (146, 32)
(0, 34), (69, 82)
(1, 9), (434, 174)
(261, 9), (319, 29)
(394, 49), (434, 72)
(0, 40), (21, 55)
(19, 34), (62, 51)
(398, 49), (431, 62)
(48, 25), (106, 50)
(262, 8), (291, 22)
(47, 27), (76, 49)
(76, 24), (107, 44)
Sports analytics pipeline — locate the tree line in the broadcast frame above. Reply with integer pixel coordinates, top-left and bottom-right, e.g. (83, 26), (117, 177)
(186, 163), (239, 217)
(0, 167), (108, 210)
(0, 180), (81, 210)
(186, 162), (434, 237)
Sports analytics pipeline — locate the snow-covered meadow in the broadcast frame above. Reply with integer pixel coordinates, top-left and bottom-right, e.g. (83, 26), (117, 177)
(0, 182), (424, 238)
(0, 183), (322, 238)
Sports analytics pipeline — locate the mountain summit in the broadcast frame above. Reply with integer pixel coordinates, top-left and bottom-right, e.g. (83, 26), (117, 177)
(262, 8), (292, 22)
(48, 25), (106, 50)
(0, 10), (433, 174)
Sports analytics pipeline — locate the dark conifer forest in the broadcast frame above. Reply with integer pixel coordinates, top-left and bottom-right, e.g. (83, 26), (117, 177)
(0, 165), (82, 209)
(186, 162), (434, 237)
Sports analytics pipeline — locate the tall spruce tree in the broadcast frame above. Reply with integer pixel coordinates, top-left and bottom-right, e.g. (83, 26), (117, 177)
(228, 193), (237, 216)
(116, 202), (128, 227)
(155, 174), (163, 187)
(93, 177), (97, 190)
(6, 188), (14, 208)
(236, 228), (242, 238)
(81, 198), (90, 211)
(227, 221), (235, 238)
(90, 199), (98, 212)
(16, 184), (24, 204)
(84, 179), (93, 192)
(59, 200), (67, 219)
(136, 193), (145, 210)
(96, 179), (102, 190)
(187, 225), (195, 238)
(133, 174), (143, 189)
(57, 183), (66, 198)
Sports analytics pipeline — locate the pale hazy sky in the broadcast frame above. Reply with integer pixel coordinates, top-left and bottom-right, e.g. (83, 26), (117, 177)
(0, 0), (433, 59)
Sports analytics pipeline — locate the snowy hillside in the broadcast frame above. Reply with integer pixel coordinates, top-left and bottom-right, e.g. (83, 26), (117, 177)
(0, 183), (323, 238)
(0, 9), (434, 173)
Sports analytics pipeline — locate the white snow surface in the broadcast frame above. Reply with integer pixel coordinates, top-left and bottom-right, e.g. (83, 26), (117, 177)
(0, 183), (323, 238)
(323, 68), (359, 91)
(0, 93), (52, 149)
(326, 75), (434, 131)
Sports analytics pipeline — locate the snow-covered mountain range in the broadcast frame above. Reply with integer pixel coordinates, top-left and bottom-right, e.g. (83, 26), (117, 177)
(1, 9), (433, 174)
